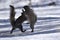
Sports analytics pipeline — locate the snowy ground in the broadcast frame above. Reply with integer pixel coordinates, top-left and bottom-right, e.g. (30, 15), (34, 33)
(0, 17), (60, 40)
(0, 6), (60, 40)
(0, 0), (60, 40)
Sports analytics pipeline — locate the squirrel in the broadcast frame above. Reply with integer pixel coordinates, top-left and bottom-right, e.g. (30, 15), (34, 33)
(10, 5), (27, 34)
(23, 5), (37, 32)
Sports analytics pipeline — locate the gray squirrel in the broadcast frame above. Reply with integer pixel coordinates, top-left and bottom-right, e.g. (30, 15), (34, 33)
(23, 5), (37, 32)
(10, 5), (27, 34)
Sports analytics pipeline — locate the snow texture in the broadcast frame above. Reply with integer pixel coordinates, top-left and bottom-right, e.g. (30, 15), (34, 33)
(0, 0), (60, 40)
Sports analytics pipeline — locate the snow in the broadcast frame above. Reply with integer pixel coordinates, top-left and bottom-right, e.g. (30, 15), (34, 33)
(0, 0), (60, 40)
(0, 33), (60, 40)
(0, 17), (60, 40)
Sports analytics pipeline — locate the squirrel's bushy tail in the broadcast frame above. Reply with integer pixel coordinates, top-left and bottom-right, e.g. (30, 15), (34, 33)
(10, 5), (15, 27)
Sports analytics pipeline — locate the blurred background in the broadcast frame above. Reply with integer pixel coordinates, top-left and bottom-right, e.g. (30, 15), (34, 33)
(0, 0), (60, 19)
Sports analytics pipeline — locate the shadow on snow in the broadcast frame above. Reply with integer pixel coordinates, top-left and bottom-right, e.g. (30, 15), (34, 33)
(0, 17), (60, 38)
(0, 24), (60, 38)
